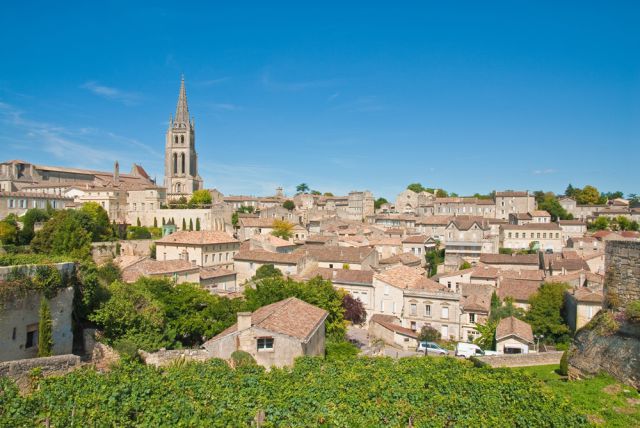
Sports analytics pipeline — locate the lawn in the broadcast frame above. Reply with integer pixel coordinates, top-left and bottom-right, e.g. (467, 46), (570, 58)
(513, 364), (640, 427)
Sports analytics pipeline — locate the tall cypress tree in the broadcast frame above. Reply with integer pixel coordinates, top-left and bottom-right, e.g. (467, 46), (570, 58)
(182, 218), (187, 230)
(189, 219), (194, 231)
(196, 218), (201, 231)
(38, 298), (53, 357)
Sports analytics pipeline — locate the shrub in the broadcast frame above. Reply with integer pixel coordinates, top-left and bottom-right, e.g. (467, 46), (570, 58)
(37, 298), (53, 357)
(583, 310), (619, 336)
(469, 356), (488, 368)
(231, 350), (256, 368)
(558, 350), (569, 376)
(625, 300), (640, 323)
(325, 340), (359, 360)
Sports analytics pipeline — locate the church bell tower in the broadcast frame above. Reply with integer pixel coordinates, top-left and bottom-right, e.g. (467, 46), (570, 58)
(164, 75), (203, 198)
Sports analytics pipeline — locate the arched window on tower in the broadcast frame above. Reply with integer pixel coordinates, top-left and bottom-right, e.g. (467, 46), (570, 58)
(181, 153), (185, 174)
(176, 183), (181, 193)
(174, 136), (178, 144)
(180, 135), (184, 144)
(173, 153), (178, 174)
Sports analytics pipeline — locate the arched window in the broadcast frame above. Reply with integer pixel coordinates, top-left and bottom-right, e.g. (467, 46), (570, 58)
(173, 153), (177, 174)
(174, 136), (178, 144)
(181, 153), (185, 174)
(180, 135), (184, 144)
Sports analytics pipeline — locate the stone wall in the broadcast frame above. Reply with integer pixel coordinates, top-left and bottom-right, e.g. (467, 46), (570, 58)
(0, 262), (75, 281)
(0, 354), (80, 378)
(139, 348), (209, 367)
(605, 240), (640, 309)
(477, 351), (563, 368)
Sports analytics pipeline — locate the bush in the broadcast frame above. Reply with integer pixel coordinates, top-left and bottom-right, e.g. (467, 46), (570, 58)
(231, 350), (256, 368)
(583, 310), (619, 336)
(558, 350), (569, 376)
(625, 300), (640, 323)
(127, 226), (152, 240)
(325, 340), (359, 360)
(469, 356), (488, 368)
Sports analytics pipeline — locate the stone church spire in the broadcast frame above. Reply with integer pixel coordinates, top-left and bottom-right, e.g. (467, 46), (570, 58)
(174, 74), (190, 126)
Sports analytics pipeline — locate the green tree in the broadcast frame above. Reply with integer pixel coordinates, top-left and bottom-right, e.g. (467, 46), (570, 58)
(296, 183), (310, 193)
(282, 200), (295, 211)
(537, 192), (572, 221)
(565, 184), (577, 198)
(575, 185), (601, 205)
(271, 219), (294, 240)
(189, 190), (212, 206)
(153, 217), (158, 228)
(137, 217), (141, 227)
(526, 282), (571, 344)
(474, 320), (498, 350)
(407, 183), (426, 193)
(189, 219), (193, 231)
(459, 261), (472, 270)
(310, 190), (322, 195)
(592, 216), (610, 231)
(418, 325), (441, 343)
(615, 216), (631, 231)
(37, 298), (53, 357)
(80, 202), (112, 241)
(374, 197), (388, 210)
(435, 189), (449, 197)
(127, 226), (152, 240)
(0, 220), (18, 245)
(182, 218), (187, 231)
(31, 210), (92, 258)
(19, 208), (50, 244)
(253, 264), (283, 280)
(323, 192), (334, 197)
(195, 218), (201, 231)
(231, 212), (239, 227)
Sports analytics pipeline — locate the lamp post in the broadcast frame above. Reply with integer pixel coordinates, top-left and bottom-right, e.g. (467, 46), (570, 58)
(534, 334), (544, 352)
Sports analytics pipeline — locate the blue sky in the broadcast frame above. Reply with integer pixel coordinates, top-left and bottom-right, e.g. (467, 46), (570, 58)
(1, 1), (638, 199)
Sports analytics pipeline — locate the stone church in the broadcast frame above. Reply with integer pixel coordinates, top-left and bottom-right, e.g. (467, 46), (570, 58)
(164, 75), (203, 199)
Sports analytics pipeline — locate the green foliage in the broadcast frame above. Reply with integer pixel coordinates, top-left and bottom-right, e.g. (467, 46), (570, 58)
(576, 185), (603, 205)
(31, 210), (92, 259)
(0, 220), (19, 246)
(417, 325), (441, 343)
(37, 298), (53, 357)
(323, 192), (334, 197)
(0, 253), (72, 267)
(74, 261), (110, 321)
(230, 350), (257, 368)
(535, 192), (572, 221)
(271, 219), (294, 240)
(189, 190), (212, 206)
(252, 264), (283, 280)
(149, 243), (156, 259)
(231, 212), (239, 227)
(189, 218), (193, 231)
(591, 216), (610, 231)
(583, 310), (620, 336)
(325, 339), (359, 360)
(282, 199), (295, 211)
(126, 226), (152, 240)
(0, 358), (588, 426)
(374, 197), (388, 210)
(407, 182), (427, 193)
(489, 296), (526, 323)
(526, 282), (571, 344)
(425, 248), (444, 277)
(182, 218), (187, 230)
(626, 300), (640, 323)
(310, 190), (321, 195)
(459, 261), (472, 270)
(296, 183), (309, 193)
(558, 350), (569, 376)
(19, 208), (50, 244)
(244, 276), (347, 339)
(195, 217), (201, 231)
(80, 202), (113, 241)
(473, 320), (497, 350)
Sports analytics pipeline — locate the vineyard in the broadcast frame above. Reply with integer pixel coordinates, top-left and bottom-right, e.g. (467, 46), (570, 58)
(0, 356), (587, 427)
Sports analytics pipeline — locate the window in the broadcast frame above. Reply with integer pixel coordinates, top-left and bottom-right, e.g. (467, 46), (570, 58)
(329, 264), (334, 268)
(425, 305), (431, 316)
(469, 313), (476, 323)
(25, 324), (38, 349)
(410, 321), (417, 331)
(441, 307), (449, 319)
(447, 281), (452, 289)
(441, 325), (449, 338)
(257, 337), (274, 351)
(410, 303), (417, 316)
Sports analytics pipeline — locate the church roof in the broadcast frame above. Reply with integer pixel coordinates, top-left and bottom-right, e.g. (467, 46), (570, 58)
(174, 75), (191, 126)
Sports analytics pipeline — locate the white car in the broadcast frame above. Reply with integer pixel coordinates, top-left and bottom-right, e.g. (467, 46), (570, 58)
(454, 342), (497, 358)
(416, 341), (448, 355)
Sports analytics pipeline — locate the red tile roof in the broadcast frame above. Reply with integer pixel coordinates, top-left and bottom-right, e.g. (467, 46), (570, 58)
(156, 231), (239, 245)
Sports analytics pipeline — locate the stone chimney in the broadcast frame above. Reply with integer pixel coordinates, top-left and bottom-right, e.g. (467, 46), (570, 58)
(114, 160), (120, 184)
(237, 312), (252, 331)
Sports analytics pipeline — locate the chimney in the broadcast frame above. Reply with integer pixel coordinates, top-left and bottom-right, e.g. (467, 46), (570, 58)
(114, 160), (120, 184)
(237, 312), (252, 331)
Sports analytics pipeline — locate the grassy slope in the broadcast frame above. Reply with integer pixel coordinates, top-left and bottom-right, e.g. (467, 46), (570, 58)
(513, 364), (640, 427)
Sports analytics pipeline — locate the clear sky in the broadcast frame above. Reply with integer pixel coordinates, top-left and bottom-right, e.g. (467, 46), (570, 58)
(1, 1), (638, 199)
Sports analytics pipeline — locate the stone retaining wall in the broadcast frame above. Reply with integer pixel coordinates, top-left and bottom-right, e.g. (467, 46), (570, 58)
(139, 348), (210, 367)
(477, 351), (563, 368)
(0, 354), (81, 378)
(605, 240), (640, 309)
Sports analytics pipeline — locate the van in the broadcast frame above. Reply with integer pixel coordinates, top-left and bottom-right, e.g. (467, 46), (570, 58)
(454, 342), (497, 358)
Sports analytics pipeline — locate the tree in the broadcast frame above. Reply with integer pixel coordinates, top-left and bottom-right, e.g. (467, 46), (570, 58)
(537, 192), (572, 221)
(31, 210), (92, 258)
(0, 220), (18, 245)
(19, 208), (50, 244)
(489, 296), (526, 322)
(182, 218), (187, 231)
(575, 185), (601, 205)
(323, 192), (334, 197)
(189, 219), (194, 231)
(435, 189), (449, 197)
(565, 184), (577, 198)
(195, 218), (201, 231)
(37, 298), (53, 357)
(474, 320), (497, 350)
(271, 219), (294, 240)
(153, 217), (158, 228)
(630, 221), (639, 232)
(526, 282), (571, 344)
(253, 264), (283, 280)
(190, 190), (212, 206)
(418, 325), (441, 343)
(296, 183), (310, 193)
(592, 216), (609, 231)
(282, 200), (295, 211)
(615, 216), (631, 231)
(374, 197), (388, 210)
(80, 202), (112, 241)
(459, 261), (472, 270)
(231, 212), (239, 228)
(137, 218), (141, 227)
(127, 226), (152, 240)
(407, 183), (426, 193)
(342, 293), (366, 326)
(310, 190), (321, 195)
(425, 248), (444, 277)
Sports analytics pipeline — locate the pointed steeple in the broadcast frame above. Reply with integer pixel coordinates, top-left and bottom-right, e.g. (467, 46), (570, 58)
(174, 74), (190, 127)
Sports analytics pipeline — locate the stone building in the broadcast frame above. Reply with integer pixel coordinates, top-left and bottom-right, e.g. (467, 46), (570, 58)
(155, 230), (240, 270)
(164, 76), (203, 198)
(565, 287), (604, 332)
(495, 316), (534, 354)
(494, 191), (536, 220)
(0, 191), (73, 219)
(203, 297), (328, 368)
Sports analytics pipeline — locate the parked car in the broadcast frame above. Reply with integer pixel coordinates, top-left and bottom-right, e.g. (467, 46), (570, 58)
(416, 341), (448, 355)
(454, 342), (498, 358)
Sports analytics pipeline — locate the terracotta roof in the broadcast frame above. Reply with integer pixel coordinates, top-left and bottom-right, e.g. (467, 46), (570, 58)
(500, 269), (545, 282)
(233, 248), (307, 265)
(122, 259), (198, 282)
(303, 246), (376, 264)
(497, 279), (540, 302)
(569, 287), (604, 304)
(448, 216), (490, 231)
(371, 237), (403, 246)
(156, 231), (239, 245)
(305, 234), (336, 243)
(239, 217), (277, 228)
(496, 316), (534, 343)
(0, 191), (73, 200)
(559, 220), (587, 226)
(479, 254), (540, 266)
(375, 266), (451, 293)
(369, 314), (418, 338)
(208, 297), (328, 343)
(379, 252), (422, 266)
(199, 267), (236, 280)
(495, 191), (529, 197)
(530, 210), (551, 217)
(415, 216), (451, 226)
(402, 234), (430, 244)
